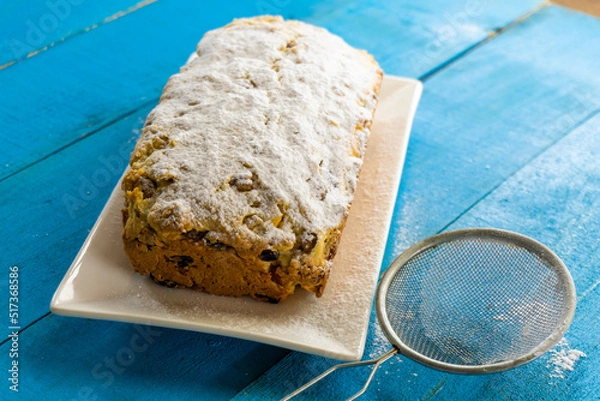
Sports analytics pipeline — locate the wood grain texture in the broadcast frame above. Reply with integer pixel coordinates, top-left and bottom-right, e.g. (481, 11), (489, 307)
(1, 1), (599, 401)
(233, 5), (600, 401)
(443, 112), (600, 401)
(0, 315), (289, 400)
(383, 3), (600, 268)
(0, 0), (153, 67)
(0, 0), (320, 68)
(0, 0), (541, 182)
(0, 107), (148, 330)
(303, 0), (542, 77)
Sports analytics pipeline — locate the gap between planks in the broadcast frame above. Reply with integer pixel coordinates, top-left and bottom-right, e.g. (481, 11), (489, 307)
(577, 277), (600, 301)
(0, 312), (51, 347)
(436, 107), (600, 235)
(0, 0), (159, 71)
(0, 98), (158, 186)
(418, 1), (550, 81)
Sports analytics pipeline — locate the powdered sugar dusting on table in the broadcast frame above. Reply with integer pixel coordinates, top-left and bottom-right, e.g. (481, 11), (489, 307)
(368, 320), (393, 358)
(547, 337), (586, 379)
(129, 15), (381, 251)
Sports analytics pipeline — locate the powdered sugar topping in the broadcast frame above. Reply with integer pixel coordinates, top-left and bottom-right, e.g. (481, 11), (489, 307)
(130, 16), (381, 252)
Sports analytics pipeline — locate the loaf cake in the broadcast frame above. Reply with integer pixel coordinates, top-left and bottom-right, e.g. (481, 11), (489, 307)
(121, 15), (382, 302)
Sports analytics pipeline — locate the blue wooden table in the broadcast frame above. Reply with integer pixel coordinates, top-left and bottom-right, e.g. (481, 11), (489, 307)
(1, 1), (599, 399)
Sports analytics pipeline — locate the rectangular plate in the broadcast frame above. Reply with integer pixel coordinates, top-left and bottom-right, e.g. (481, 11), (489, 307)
(50, 75), (422, 361)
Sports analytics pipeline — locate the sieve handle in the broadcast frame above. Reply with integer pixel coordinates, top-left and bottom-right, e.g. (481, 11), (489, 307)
(280, 348), (398, 401)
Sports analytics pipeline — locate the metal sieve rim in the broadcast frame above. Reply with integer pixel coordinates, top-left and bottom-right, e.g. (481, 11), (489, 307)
(375, 228), (577, 374)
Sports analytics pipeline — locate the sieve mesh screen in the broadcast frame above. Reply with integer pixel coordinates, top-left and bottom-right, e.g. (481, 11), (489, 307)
(385, 236), (569, 366)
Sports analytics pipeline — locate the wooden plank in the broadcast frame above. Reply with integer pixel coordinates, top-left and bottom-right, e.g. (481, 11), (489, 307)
(382, 3), (600, 268)
(0, 314), (289, 400)
(233, 5), (600, 400)
(553, 0), (600, 18)
(0, 0), (323, 68)
(0, 107), (149, 329)
(447, 116), (600, 297)
(0, 0), (541, 182)
(0, 0), (150, 67)
(438, 114), (600, 401)
(303, 0), (542, 77)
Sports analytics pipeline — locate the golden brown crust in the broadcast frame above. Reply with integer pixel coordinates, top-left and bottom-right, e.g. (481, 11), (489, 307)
(123, 235), (330, 302)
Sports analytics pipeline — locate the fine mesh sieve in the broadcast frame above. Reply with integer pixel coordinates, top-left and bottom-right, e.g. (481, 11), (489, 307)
(282, 228), (576, 401)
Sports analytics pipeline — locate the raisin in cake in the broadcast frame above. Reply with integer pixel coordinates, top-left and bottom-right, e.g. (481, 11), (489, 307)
(121, 15), (382, 302)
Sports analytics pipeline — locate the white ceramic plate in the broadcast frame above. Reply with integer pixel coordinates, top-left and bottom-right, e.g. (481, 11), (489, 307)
(51, 75), (422, 361)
